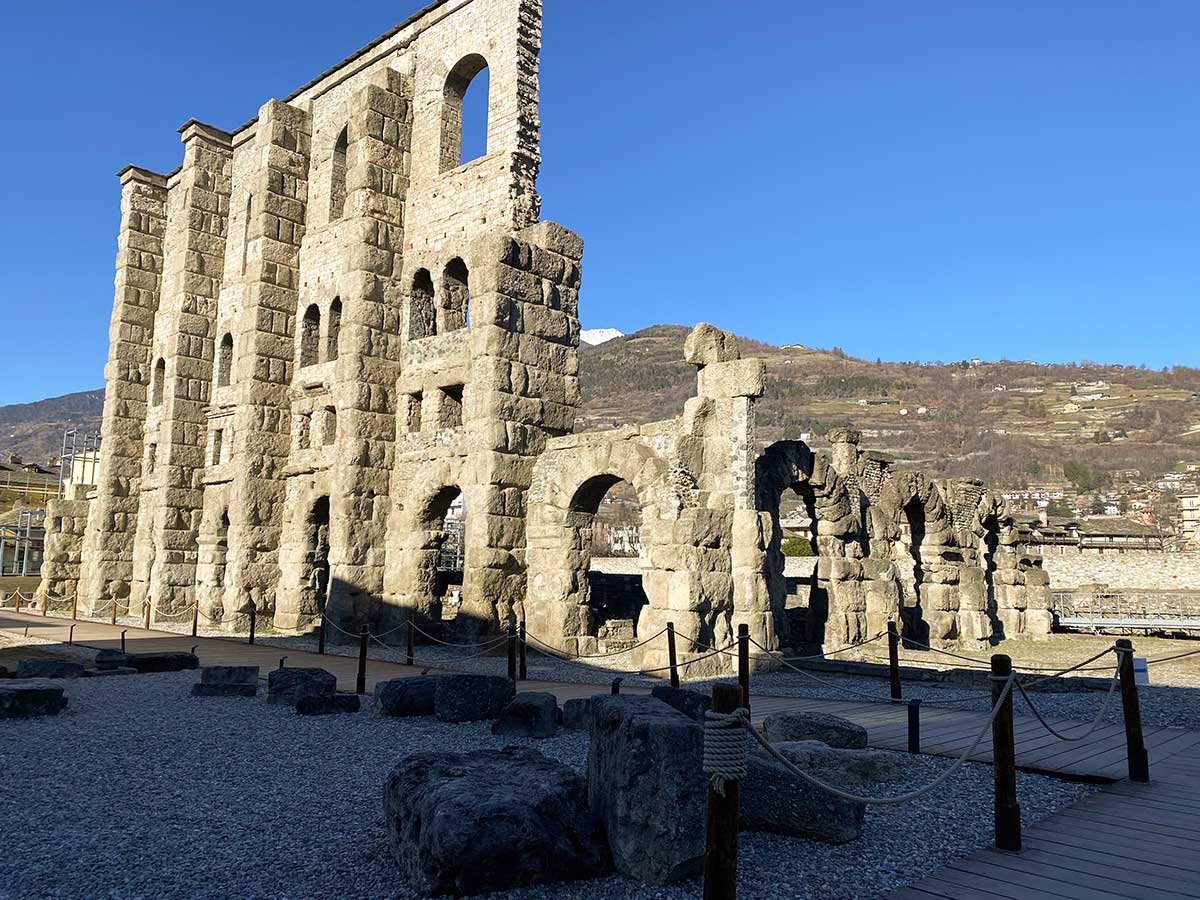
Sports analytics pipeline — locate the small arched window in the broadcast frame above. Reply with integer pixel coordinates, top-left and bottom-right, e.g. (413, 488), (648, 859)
(151, 358), (165, 407)
(327, 299), (342, 362)
(329, 126), (348, 221)
(441, 258), (469, 331)
(408, 269), (436, 340)
(217, 333), (234, 387)
(300, 304), (321, 367)
(440, 54), (489, 172)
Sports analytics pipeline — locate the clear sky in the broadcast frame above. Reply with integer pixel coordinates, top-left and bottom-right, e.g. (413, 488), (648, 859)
(2, 1), (1198, 405)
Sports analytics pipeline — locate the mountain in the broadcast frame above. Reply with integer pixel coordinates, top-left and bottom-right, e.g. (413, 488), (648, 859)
(577, 326), (1200, 495)
(0, 389), (104, 463)
(580, 327), (623, 346)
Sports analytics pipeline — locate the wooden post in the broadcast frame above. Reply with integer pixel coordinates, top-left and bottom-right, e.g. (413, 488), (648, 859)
(703, 682), (743, 900)
(518, 623), (527, 681)
(611, 677), (622, 695)
(1115, 638), (1150, 783)
(907, 698), (921, 754)
(356, 624), (369, 694)
(991, 654), (1021, 851)
(191, 604), (198, 638)
(737, 623), (750, 714)
(887, 620), (902, 701)
(247, 605), (256, 645)
(14, 592), (20, 614)
(121, 630), (127, 654)
(667, 621), (680, 689)
(317, 622), (326, 655)
(71, 594), (78, 622)
(405, 619), (414, 666)
(110, 601), (117, 626)
(506, 625), (517, 682)
(143, 601), (151, 630)
(42, 593), (48, 617)
(68, 624), (75, 645)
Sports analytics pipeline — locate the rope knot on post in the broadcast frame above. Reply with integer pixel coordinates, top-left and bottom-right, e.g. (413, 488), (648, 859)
(703, 707), (750, 798)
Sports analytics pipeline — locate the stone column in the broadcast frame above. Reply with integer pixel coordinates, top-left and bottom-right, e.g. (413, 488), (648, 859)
(78, 167), (168, 615)
(226, 100), (311, 626)
(143, 122), (233, 622)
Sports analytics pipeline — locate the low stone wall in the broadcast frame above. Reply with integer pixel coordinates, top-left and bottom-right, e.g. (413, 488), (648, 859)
(1041, 551), (1200, 591)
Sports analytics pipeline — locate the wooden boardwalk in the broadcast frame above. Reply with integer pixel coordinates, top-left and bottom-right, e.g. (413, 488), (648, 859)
(5, 609), (1200, 782)
(886, 744), (1200, 900)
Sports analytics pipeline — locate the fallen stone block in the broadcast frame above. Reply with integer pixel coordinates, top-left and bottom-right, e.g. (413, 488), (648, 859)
(0, 683), (68, 717)
(773, 740), (902, 785)
(650, 685), (712, 721)
(375, 676), (437, 717)
(588, 695), (705, 884)
(297, 693), (361, 715)
(88, 667), (138, 677)
(16, 659), (85, 679)
(267, 667), (336, 704)
(741, 749), (865, 843)
(191, 667), (260, 699)
(492, 692), (558, 738)
(562, 697), (593, 730)
(94, 649), (128, 671)
(384, 747), (607, 895)
(761, 711), (867, 749)
(434, 674), (514, 723)
(124, 652), (199, 674)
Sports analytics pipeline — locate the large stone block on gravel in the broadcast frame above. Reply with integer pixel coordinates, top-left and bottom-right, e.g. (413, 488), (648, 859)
(384, 747), (607, 895)
(492, 692), (558, 738)
(762, 711), (867, 749)
(375, 676), (437, 717)
(297, 693), (360, 715)
(16, 659), (85, 679)
(650, 685), (712, 721)
(741, 750), (865, 843)
(0, 683), (67, 717)
(562, 697), (594, 730)
(588, 695), (705, 884)
(434, 674), (515, 722)
(267, 667), (336, 704)
(94, 649), (128, 671)
(191, 666), (260, 698)
(124, 652), (199, 674)
(773, 741), (902, 785)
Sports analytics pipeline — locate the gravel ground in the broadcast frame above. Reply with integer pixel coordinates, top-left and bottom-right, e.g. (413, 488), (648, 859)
(0, 671), (1093, 900)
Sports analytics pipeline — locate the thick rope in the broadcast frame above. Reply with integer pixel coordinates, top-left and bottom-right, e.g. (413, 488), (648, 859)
(703, 708), (749, 797)
(736, 674), (1017, 806)
(524, 627), (668, 659)
(1015, 667), (1121, 742)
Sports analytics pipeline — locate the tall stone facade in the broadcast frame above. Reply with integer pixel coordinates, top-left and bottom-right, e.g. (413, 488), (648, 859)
(42, 0), (1050, 667)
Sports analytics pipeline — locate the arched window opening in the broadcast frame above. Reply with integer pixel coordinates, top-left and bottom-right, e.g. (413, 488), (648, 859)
(440, 54), (489, 172)
(571, 475), (647, 648)
(306, 496), (332, 619)
(408, 269), (436, 340)
(151, 358), (165, 407)
(327, 299), (342, 361)
(300, 304), (321, 367)
(329, 126), (348, 221)
(441, 258), (469, 331)
(217, 333), (234, 387)
(422, 487), (466, 621)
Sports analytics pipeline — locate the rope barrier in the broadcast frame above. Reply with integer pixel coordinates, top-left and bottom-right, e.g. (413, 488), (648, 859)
(712, 673), (1017, 806)
(523, 627), (669, 660)
(703, 709), (748, 797)
(1015, 666), (1122, 742)
(1143, 646), (1200, 666)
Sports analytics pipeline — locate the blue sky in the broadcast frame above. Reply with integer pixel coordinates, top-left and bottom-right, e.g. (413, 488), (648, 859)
(2, 1), (1198, 405)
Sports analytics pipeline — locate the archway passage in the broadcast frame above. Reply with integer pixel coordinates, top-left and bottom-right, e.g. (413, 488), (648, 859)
(305, 497), (331, 622)
(900, 497), (929, 645)
(431, 488), (465, 620)
(982, 515), (1001, 635)
(580, 476), (647, 649)
(775, 483), (824, 648)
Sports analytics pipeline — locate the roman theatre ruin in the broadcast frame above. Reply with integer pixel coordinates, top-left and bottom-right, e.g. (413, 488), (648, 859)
(38, 0), (1052, 672)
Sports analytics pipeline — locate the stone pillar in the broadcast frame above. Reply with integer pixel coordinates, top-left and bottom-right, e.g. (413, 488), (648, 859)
(38, 495), (91, 609)
(226, 100), (311, 626)
(827, 428), (861, 482)
(142, 122), (233, 622)
(78, 167), (168, 615)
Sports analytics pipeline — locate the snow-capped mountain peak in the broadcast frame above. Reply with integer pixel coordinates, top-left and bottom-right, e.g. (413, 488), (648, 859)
(580, 328), (623, 346)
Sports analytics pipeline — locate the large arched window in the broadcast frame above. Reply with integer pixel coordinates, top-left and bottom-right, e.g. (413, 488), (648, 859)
(329, 126), (348, 221)
(440, 54), (489, 172)
(151, 358), (165, 407)
(327, 299), (342, 362)
(441, 258), (469, 331)
(300, 304), (321, 367)
(408, 269), (436, 340)
(217, 333), (234, 387)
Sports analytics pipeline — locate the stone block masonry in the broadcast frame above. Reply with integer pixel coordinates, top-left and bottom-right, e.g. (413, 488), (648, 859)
(43, 0), (1050, 665)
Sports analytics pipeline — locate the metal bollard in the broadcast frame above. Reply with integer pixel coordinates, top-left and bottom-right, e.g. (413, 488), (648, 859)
(191, 604), (198, 638)
(247, 606), (257, 645)
(888, 620), (902, 701)
(68, 624), (76, 645)
(667, 622), (680, 689)
(611, 677), (622, 695)
(278, 656), (287, 671)
(121, 630), (127, 653)
(907, 698), (921, 753)
(405, 619), (414, 666)
(71, 594), (78, 622)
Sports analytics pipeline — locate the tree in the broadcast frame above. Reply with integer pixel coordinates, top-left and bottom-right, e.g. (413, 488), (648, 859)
(1045, 500), (1072, 518)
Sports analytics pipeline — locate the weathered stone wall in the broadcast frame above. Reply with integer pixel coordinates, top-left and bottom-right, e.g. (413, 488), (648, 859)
(1042, 551), (1200, 591)
(40, 496), (90, 610)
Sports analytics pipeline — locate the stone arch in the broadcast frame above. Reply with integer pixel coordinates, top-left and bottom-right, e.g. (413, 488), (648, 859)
(217, 333), (233, 387)
(299, 304), (321, 367)
(441, 257), (469, 331)
(441, 53), (490, 171)
(525, 438), (672, 653)
(876, 471), (960, 643)
(407, 269), (436, 339)
(329, 125), (348, 221)
(754, 441), (874, 652)
(151, 358), (165, 407)
(327, 298), (342, 361)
